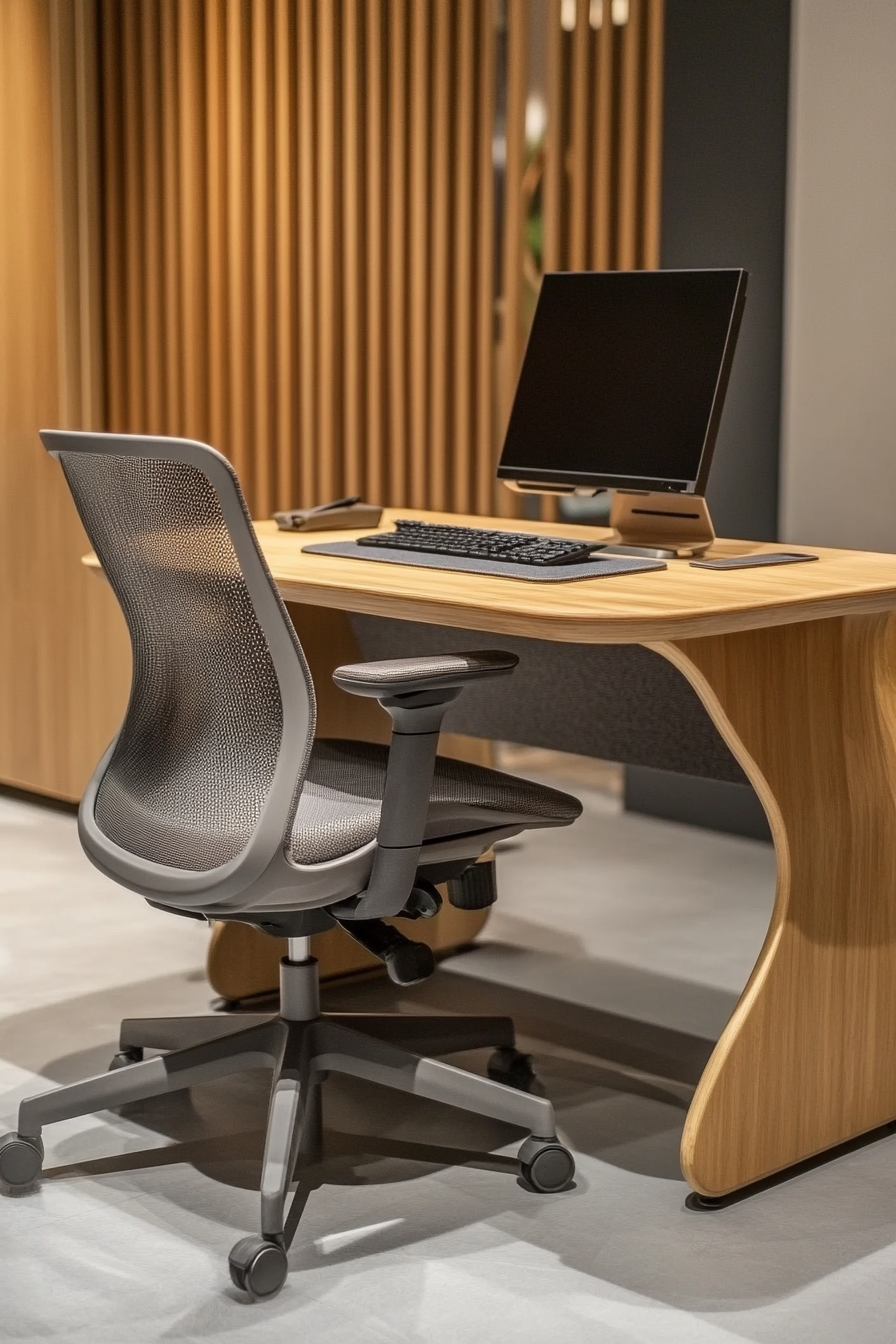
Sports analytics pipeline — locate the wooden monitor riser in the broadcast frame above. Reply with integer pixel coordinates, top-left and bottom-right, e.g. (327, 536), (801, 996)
(88, 509), (896, 1197)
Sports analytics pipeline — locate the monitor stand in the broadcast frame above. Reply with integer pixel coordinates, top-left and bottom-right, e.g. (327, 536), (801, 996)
(599, 490), (716, 559)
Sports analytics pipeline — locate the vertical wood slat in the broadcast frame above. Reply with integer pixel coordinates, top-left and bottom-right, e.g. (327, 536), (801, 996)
(500, 0), (528, 430)
(273, 0), (295, 507)
(364, 0), (385, 506)
(427, 0), (451, 513)
(451, 0), (475, 514)
(474, 0), (497, 517)
(642, 0), (665, 268)
(342, 0), (363, 499)
(568, 0), (591, 269)
(72, 0), (105, 429)
(100, 0), (123, 433)
(591, 0), (615, 268)
(48, 0), (107, 432)
(160, 0), (181, 436)
(224, 0), (247, 484)
(617, 0), (643, 268)
(386, 0), (408, 508)
(48, 0), (82, 429)
(178, 0), (205, 441)
(138, 2), (161, 433)
(316, 0), (338, 504)
(532, 1), (565, 524)
(542, 0), (564, 274)
(296, 0), (317, 509)
(250, 0), (271, 513)
(496, 0), (529, 519)
(204, 0), (225, 453)
(407, 0), (430, 510)
(120, 0), (145, 431)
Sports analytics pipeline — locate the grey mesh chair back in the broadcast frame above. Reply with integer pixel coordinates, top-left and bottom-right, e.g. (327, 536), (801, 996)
(41, 431), (315, 905)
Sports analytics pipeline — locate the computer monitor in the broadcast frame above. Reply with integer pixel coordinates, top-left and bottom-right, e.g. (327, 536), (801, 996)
(497, 269), (747, 556)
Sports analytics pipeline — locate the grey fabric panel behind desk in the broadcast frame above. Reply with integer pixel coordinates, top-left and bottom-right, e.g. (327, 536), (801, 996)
(348, 615), (747, 784)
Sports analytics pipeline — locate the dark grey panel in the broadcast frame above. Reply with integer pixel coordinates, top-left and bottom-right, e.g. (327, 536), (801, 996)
(625, 765), (771, 842)
(661, 0), (791, 541)
(348, 615), (747, 784)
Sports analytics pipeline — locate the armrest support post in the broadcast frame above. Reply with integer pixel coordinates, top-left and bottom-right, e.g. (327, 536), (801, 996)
(330, 651), (518, 920)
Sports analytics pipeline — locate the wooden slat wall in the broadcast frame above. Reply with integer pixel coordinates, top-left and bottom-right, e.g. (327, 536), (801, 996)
(98, 0), (504, 520)
(97, 0), (663, 520)
(546, 0), (664, 274)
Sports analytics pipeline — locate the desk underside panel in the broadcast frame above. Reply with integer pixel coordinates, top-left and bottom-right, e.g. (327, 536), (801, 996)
(348, 614), (747, 784)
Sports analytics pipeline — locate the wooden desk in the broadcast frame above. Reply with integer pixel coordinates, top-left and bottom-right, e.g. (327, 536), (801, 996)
(251, 509), (896, 1198)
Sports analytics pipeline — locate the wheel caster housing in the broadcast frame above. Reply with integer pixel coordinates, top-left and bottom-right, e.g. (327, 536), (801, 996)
(229, 1234), (289, 1301)
(518, 1136), (575, 1193)
(0, 1133), (44, 1192)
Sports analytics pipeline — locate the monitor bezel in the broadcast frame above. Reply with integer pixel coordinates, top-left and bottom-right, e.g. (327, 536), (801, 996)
(496, 267), (749, 498)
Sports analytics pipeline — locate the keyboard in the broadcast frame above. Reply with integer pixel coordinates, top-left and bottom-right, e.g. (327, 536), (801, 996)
(356, 520), (600, 567)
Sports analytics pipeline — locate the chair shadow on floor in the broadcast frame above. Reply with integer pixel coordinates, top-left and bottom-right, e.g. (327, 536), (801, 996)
(4, 959), (896, 1317)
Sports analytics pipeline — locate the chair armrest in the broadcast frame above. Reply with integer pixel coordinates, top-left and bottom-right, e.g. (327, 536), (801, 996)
(330, 650), (517, 921)
(332, 650), (518, 700)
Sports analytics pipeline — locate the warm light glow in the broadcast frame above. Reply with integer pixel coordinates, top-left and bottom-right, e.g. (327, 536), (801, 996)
(525, 94), (547, 146)
(563, 0), (626, 33)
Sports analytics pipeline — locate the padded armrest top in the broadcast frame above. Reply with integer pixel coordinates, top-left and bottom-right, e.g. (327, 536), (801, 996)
(332, 650), (519, 698)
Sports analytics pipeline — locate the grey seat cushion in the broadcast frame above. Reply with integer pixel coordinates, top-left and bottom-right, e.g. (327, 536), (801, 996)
(289, 738), (582, 866)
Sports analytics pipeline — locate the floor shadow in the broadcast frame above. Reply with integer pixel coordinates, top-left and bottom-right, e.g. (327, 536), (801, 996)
(6, 962), (896, 1318)
(0, 961), (697, 1201)
(323, 958), (719, 1087)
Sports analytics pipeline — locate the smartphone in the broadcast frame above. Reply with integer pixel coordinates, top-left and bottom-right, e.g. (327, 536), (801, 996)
(689, 552), (818, 571)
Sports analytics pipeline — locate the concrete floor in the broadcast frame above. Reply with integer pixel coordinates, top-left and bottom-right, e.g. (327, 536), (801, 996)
(2, 768), (896, 1343)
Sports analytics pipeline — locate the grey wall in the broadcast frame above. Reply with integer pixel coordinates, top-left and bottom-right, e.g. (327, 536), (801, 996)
(628, 0), (790, 838)
(661, 0), (791, 541)
(780, 0), (896, 552)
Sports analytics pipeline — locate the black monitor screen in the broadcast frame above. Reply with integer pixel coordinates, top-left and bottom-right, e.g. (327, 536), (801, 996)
(498, 269), (746, 493)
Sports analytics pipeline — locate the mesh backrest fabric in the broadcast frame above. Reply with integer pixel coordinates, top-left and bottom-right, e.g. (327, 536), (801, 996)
(60, 451), (297, 872)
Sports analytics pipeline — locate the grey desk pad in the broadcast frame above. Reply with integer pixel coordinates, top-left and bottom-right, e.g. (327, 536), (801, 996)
(302, 540), (666, 581)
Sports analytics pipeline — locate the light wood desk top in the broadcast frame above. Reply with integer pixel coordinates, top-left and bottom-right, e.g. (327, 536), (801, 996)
(250, 509), (896, 642)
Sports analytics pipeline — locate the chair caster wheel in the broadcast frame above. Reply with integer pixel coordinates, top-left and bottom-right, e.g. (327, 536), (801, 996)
(109, 1048), (143, 1070)
(229, 1235), (289, 1301)
(518, 1137), (575, 1193)
(487, 1047), (537, 1092)
(0, 1133), (44, 1192)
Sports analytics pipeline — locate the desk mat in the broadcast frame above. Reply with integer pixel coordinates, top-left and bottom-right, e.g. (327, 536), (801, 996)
(301, 540), (666, 582)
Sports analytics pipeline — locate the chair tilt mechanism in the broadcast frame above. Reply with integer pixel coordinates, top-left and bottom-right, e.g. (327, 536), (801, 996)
(0, 432), (583, 1303)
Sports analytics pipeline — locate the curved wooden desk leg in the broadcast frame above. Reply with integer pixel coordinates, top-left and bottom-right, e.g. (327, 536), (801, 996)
(653, 613), (896, 1197)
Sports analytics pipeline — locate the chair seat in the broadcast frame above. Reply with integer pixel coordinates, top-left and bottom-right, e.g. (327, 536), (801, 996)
(289, 738), (582, 866)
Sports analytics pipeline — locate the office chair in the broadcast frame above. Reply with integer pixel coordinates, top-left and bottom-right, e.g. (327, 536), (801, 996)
(0, 432), (582, 1301)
